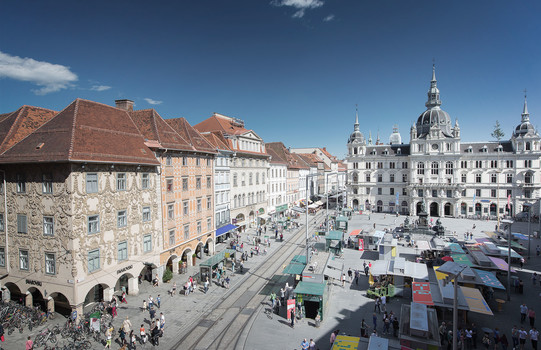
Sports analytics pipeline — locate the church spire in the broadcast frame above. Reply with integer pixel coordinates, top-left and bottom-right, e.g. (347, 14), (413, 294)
(522, 90), (530, 122)
(368, 130), (372, 145)
(425, 64), (442, 109)
(354, 104), (360, 131)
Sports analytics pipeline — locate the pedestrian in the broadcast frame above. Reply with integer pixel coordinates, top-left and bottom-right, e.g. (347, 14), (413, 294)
(149, 306), (156, 320)
(348, 268), (353, 282)
(291, 310), (295, 328)
(381, 295), (387, 312)
(383, 314), (390, 335)
(140, 324), (147, 344)
(342, 273), (346, 287)
(26, 336), (33, 350)
(355, 270), (359, 285)
(365, 265), (369, 277)
(373, 313), (378, 332)
(521, 304), (528, 323)
(160, 312), (165, 330)
(512, 326), (519, 349)
(172, 282), (177, 296)
(374, 297), (381, 313)
(519, 279), (524, 293)
(330, 330), (339, 347)
(142, 299), (147, 312)
(493, 328), (500, 349)
(537, 245), (540, 257)
(121, 291), (128, 304)
(500, 334), (509, 350)
(309, 338), (316, 350)
(520, 327), (528, 350)
(439, 322), (447, 345)
(482, 333), (490, 350)
(465, 328), (473, 349)
(520, 258), (524, 269)
(111, 302), (117, 318)
(122, 316), (132, 334)
(361, 319), (368, 337)
(534, 273), (538, 285)
(156, 294), (161, 308)
(530, 327), (539, 350)
(148, 295), (153, 309)
(129, 330), (136, 349)
(301, 338), (309, 350)
(392, 316), (399, 337)
(119, 327), (126, 346)
(530, 309), (536, 327)
(204, 278), (209, 293)
(105, 327), (112, 349)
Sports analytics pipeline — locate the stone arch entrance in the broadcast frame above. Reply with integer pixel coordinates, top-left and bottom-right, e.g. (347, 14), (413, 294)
(139, 263), (156, 284)
(181, 248), (194, 267)
(444, 203), (452, 217)
(50, 292), (71, 316)
(461, 203), (467, 216)
(4, 282), (23, 303)
(376, 200), (383, 213)
(352, 199), (359, 211)
(475, 203), (482, 216)
(84, 283), (108, 305)
(28, 287), (46, 311)
(416, 202), (423, 215)
(115, 272), (138, 296)
(166, 255), (179, 274)
(490, 203), (497, 216)
(195, 242), (205, 260)
(430, 202), (439, 217)
(204, 238), (215, 256)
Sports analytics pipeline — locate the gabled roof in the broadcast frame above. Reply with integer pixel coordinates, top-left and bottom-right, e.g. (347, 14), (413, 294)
(319, 147), (338, 162)
(0, 99), (159, 165)
(267, 147), (287, 165)
(0, 106), (57, 154)
(201, 131), (232, 152)
(291, 153), (309, 169)
(194, 113), (251, 136)
(166, 117), (217, 154)
(266, 142), (303, 169)
(130, 109), (193, 151)
(296, 153), (322, 167)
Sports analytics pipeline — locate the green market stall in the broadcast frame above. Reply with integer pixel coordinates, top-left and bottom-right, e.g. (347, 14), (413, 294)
(325, 230), (344, 254)
(199, 249), (236, 283)
(283, 255), (307, 284)
(294, 281), (330, 320)
(335, 215), (349, 230)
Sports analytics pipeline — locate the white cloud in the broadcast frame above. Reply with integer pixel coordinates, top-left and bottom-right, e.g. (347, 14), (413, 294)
(144, 98), (163, 105)
(271, 0), (324, 18)
(323, 14), (335, 22)
(90, 85), (111, 91)
(0, 51), (78, 95)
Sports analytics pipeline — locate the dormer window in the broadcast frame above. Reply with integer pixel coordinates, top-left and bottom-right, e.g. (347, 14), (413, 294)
(397, 148), (401, 155)
(497, 145), (503, 152)
(481, 146), (488, 153)
(466, 146), (473, 153)
(383, 149), (388, 155)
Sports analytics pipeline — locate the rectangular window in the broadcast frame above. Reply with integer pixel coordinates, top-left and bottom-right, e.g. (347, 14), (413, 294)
(207, 217), (212, 230)
(196, 177), (201, 189)
(182, 177), (188, 191)
(402, 188), (407, 196)
(402, 162), (408, 169)
(166, 178), (173, 192)
(19, 250), (29, 270)
(166, 155), (172, 166)
(491, 174), (497, 183)
(167, 203), (174, 220)
(43, 216), (54, 236)
(390, 174), (395, 183)
(17, 214), (27, 234)
(184, 225), (189, 240)
(183, 201), (189, 216)
(377, 188), (382, 195)
(491, 189), (497, 198)
(116, 173), (126, 191)
(475, 174), (481, 183)
(377, 175), (382, 183)
(525, 189), (532, 198)
(143, 234), (152, 252)
(461, 161), (468, 169)
(88, 249), (100, 272)
(207, 158), (211, 166)
(432, 190), (438, 198)
(506, 160), (514, 168)
(45, 253), (56, 275)
(447, 190), (452, 198)
(197, 221), (202, 234)
(389, 162), (395, 169)
(461, 174), (467, 183)
(86, 173), (98, 193)
(475, 161), (482, 168)
(117, 210), (127, 228)
(182, 157), (187, 166)
(142, 173), (150, 189)
(0, 247), (5, 267)
(476, 189), (481, 197)
(507, 189), (512, 197)
(88, 215), (100, 234)
(16, 174), (26, 193)
(366, 174), (371, 182)
(42, 173), (53, 194)
(366, 162), (371, 169)
(142, 206), (151, 222)
(462, 190), (467, 196)
(418, 189), (424, 197)
(207, 176), (212, 188)
(118, 241), (128, 261)
(377, 162), (383, 169)
(506, 174), (513, 183)
(169, 229), (175, 246)
(490, 160), (498, 168)
(207, 196), (212, 210)
(525, 160), (532, 168)
(196, 157), (200, 166)
(197, 198), (202, 212)
(0, 214), (3, 232)
(402, 174), (407, 183)
(390, 188), (395, 195)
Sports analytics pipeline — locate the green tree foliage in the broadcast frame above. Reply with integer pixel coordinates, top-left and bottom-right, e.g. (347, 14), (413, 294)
(162, 268), (173, 283)
(491, 120), (505, 141)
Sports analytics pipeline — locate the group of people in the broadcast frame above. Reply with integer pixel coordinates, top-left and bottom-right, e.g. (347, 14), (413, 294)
(300, 338), (317, 350)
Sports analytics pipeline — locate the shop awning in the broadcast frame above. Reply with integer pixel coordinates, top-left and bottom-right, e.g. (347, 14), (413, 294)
(292, 206), (305, 213)
(294, 281), (326, 296)
(283, 262), (306, 275)
(460, 286), (493, 315)
(473, 269), (505, 290)
(488, 256), (516, 272)
(215, 224), (238, 237)
(447, 243), (465, 254)
(412, 282), (434, 305)
(349, 229), (362, 237)
(512, 233), (528, 240)
(258, 214), (270, 220)
(291, 255), (307, 264)
(326, 230), (343, 241)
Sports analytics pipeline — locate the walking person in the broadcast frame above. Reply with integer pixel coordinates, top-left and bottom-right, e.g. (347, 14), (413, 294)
(309, 338), (316, 350)
(142, 299), (147, 312)
(521, 304), (528, 323)
(500, 334), (509, 350)
(121, 291), (128, 304)
(531, 327), (539, 350)
(140, 324), (147, 344)
(439, 322), (447, 346)
(25, 336), (33, 350)
(373, 313), (378, 332)
(520, 327), (528, 350)
(472, 323), (478, 349)
(482, 333), (490, 350)
(361, 319), (368, 337)
(105, 327), (113, 349)
(381, 295), (387, 312)
(374, 297), (381, 313)
(122, 316), (132, 335)
(530, 309), (537, 327)
(156, 294), (161, 308)
(512, 326), (520, 350)
(348, 268), (353, 282)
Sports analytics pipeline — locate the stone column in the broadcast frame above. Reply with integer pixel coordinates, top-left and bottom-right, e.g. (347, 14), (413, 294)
(25, 291), (32, 307)
(103, 287), (114, 302)
(172, 257), (180, 273)
(127, 277), (139, 296)
(47, 297), (55, 313)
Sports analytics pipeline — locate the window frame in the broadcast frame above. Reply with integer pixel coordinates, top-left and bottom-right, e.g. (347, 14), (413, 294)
(88, 215), (100, 234)
(17, 214), (27, 234)
(43, 216), (54, 236)
(143, 234), (152, 252)
(118, 241), (128, 262)
(117, 210), (127, 228)
(142, 206), (151, 222)
(45, 252), (56, 275)
(0, 247), (5, 267)
(88, 249), (100, 272)
(16, 174), (26, 193)
(42, 173), (53, 194)
(19, 249), (29, 271)
(116, 173), (127, 191)
(86, 173), (98, 193)
(142, 173), (150, 189)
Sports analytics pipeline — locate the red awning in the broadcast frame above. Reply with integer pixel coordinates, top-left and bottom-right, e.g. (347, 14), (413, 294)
(349, 229), (362, 236)
(442, 256), (454, 262)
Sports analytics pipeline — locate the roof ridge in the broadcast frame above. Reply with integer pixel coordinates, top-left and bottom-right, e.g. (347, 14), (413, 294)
(0, 107), (24, 154)
(68, 99), (80, 159)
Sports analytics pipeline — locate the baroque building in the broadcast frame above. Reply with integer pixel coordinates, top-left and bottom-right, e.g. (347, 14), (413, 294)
(347, 66), (540, 219)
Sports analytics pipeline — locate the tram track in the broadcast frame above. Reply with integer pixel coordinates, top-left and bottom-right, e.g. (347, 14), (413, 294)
(167, 213), (325, 350)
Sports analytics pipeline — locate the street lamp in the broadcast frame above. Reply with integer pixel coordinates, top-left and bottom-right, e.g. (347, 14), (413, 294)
(305, 173), (319, 262)
(439, 261), (468, 350)
(502, 218), (513, 301)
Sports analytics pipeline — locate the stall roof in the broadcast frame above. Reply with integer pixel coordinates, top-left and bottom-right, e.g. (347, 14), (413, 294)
(292, 255), (307, 264)
(294, 281), (326, 296)
(405, 261), (429, 280)
(488, 256), (516, 272)
(510, 240), (527, 250)
(447, 243), (465, 254)
(460, 286), (493, 315)
(200, 249), (236, 267)
(326, 230), (343, 240)
(283, 262), (306, 275)
(451, 254), (474, 267)
(473, 269), (505, 290)
(371, 260), (389, 276)
(336, 215), (348, 222)
(496, 246), (522, 259)
(349, 229), (362, 237)
(417, 240), (431, 251)
(373, 231), (386, 239)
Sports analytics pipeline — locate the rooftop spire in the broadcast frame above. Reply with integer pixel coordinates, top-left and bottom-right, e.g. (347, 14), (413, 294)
(431, 63), (436, 82)
(368, 130), (372, 145)
(354, 104), (360, 131)
(425, 64), (442, 109)
(522, 89), (530, 121)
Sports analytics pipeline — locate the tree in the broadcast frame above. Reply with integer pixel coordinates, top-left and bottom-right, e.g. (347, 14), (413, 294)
(491, 120), (505, 141)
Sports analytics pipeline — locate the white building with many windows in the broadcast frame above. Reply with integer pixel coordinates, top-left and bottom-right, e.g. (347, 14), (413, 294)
(347, 66), (540, 219)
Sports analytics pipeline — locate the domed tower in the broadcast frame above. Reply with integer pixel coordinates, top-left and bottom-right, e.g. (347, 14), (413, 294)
(416, 65), (453, 138)
(347, 107), (366, 156)
(389, 124), (402, 145)
(511, 93), (539, 152)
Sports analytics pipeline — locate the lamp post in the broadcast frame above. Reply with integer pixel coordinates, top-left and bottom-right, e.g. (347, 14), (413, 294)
(439, 261), (467, 350)
(305, 173), (319, 262)
(502, 218), (513, 301)
(528, 205), (532, 259)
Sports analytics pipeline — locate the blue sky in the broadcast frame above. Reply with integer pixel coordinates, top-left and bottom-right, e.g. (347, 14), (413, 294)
(1, 0), (540, 158)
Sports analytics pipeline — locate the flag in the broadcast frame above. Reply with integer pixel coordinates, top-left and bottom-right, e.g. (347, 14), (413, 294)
(473, 193), (476, 207)
(396, 193), (399, 205)
(507, 195), (511, 210)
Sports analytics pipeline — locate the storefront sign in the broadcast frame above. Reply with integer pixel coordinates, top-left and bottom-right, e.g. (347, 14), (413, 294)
(276, 204), (288, 212)
(117, 264), (133, 275)
(26, 279), (42, 286)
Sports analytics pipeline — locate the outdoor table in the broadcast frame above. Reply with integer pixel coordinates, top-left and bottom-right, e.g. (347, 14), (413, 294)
(495, 299), (505, 312)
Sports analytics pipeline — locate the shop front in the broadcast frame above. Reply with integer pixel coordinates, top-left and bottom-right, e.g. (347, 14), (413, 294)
(294, 281), (329, 320)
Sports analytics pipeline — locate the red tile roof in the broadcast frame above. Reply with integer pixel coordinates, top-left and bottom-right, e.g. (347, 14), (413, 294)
(291, 153), (309, 169)
(193, 113), (250, 136)
(130, 109), (193, 151)
(266, 142), (303, 169)
(295, 153), (321, 167)
(267, 147), (287, 165)
(0, 106), (57, 154)
(201, 131), (231, 152)
(0, 99), (159, 165)
(165, 118), (216, 154)
(320, 147), (338, 162)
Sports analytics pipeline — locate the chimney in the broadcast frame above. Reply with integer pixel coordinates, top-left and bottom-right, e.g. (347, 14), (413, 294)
(115, 99), (134, 112)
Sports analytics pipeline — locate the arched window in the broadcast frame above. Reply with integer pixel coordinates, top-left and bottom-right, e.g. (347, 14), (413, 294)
(526, 142), (531, 151)
(352, 173), (358, 182)
(525, 172), (533, 184)
(249, 173), (253, 185)
(353, 148), (358, 155)
(256, 173), (259, 185)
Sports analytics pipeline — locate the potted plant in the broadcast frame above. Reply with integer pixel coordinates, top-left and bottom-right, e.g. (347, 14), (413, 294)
(162, 268), (173, 283)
